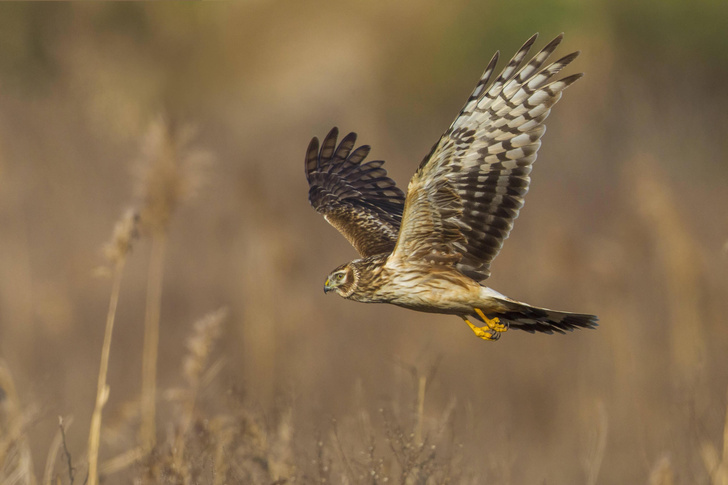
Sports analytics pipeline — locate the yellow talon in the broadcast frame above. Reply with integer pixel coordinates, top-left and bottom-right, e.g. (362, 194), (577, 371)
(474, 309), (508, 333)
(463, 316), (499, 341)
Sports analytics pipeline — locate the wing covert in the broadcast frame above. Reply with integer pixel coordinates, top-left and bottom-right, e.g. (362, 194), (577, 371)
(306, 127), (406, 257)
(389, 34), (582, 280)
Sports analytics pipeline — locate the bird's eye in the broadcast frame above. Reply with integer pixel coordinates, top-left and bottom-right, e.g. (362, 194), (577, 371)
(336, 272), (345, 281)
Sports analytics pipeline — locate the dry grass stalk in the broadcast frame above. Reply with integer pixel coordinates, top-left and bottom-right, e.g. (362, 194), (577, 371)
(42, 416), (74, 485)
(140, 229), (165, 453)
(353, 359), (458, 485)
(87, 210), (138, 485)
(0, 361), (38, 485)
(97, 399), (144, 477)
(133, 310), (299, 483)
(415, 374), (426, 446)
(381, 406), (436, 484)
(134, 116), (211, 453)
(133, 308), (228, 483)
(330, 419), (355, 484)
(211, 421), (235, 485)
(314, 437), (331, 484)
(395, 356), (441, 447)
(98, 447), (145, 478)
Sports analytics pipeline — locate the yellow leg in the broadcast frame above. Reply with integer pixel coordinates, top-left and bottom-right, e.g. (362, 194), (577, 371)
(474, 308), (508, 333)
(463, 316), (500, 341)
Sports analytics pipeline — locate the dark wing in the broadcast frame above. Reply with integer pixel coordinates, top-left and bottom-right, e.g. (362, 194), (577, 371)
(388, 34), (582, 280)
(305, 127), (406, 257)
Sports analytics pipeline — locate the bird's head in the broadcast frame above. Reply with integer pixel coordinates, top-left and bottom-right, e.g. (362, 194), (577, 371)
(323, 262), (358, 298)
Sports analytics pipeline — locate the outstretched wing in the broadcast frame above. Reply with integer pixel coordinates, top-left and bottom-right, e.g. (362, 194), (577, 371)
(388, 33), (582, 280)
(306, 127), (406, 257)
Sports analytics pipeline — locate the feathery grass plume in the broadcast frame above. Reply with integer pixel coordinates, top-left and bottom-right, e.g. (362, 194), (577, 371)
(152, 308), (228, 481)
(175, 308), (228, 459)
(0, 360), (39, 485)
(134, 117), (209, 232)
(134, 116), (212, 453)
(136, 310), (296, 483)
(87, 209), (138, 485)
(182, 308), (227, 388)
(103, 209), (140, 266)
(43, 417), (75, 485)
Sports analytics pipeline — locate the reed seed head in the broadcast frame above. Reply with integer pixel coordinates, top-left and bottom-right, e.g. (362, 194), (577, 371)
(102, 208), (140, 266)
(135, 116), (212, 234)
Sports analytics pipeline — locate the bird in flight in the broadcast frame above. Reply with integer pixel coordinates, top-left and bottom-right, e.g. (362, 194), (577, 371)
(305, 34), (597, 341)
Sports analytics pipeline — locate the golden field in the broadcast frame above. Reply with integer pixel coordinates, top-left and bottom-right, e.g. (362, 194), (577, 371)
(0, 2), (727, 484)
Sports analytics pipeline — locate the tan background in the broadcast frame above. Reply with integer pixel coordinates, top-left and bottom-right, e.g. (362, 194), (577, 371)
(1, 2), (727, 483)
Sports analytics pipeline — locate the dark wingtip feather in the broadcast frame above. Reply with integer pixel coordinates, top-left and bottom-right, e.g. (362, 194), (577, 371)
(556, 50), (581, 67)
(305, 136), (320, 181)
(488, 49), (500, 68)
(304, 127), (406, 256)
(319, 127), (340, 165)
(334, 131), (358, 162)
(560, 72), (585, 88)
(562, 313), (599, 330)
(519, 33), (539, 53)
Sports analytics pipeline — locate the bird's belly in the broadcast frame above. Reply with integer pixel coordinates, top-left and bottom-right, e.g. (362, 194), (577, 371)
(382, 272), (481, 314)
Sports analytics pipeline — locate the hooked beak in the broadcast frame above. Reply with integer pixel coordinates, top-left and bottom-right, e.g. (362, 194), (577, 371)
(323, 278), (332, 294)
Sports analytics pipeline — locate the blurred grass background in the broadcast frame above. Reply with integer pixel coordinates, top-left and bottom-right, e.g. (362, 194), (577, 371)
(0, 1), (727, 483)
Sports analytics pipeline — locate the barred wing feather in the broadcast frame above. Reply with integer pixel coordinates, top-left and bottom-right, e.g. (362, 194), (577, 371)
(389, 34), (582, 281)
(306, 127), (406, 257)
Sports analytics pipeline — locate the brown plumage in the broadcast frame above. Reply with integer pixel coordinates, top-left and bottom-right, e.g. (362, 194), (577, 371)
(305, 33), (597, 341)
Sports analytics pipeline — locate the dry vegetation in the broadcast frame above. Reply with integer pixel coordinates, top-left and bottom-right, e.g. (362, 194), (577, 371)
(1, 2), (728, 484)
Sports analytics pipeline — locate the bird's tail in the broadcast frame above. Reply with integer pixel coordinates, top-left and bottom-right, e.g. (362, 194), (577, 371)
(473, 297), (598, 335)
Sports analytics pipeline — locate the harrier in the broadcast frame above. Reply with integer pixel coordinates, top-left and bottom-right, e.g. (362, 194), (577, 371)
(305, 34), (597, 341)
